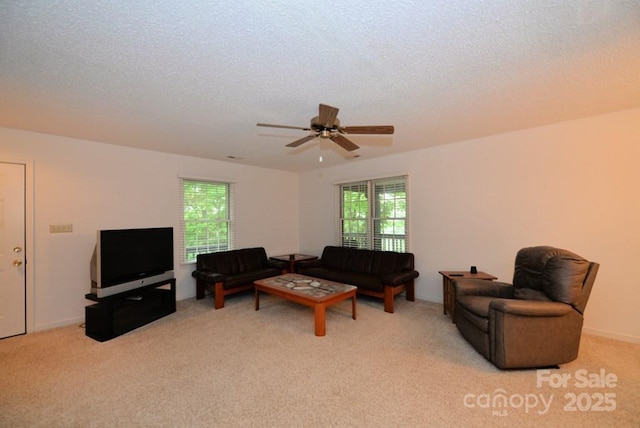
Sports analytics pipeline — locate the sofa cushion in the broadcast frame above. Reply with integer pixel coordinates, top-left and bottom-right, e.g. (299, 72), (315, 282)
(193, 247), (287, 308)
(197, 247), (269, 275)
(348, 250), (374, 274)
(299, 246), (419, 312)
(301, 267), (385, 293)
(372, 251), (411, 275)
(194, 247), (285, 291)
(320, 246), (415, 276)
(238, 248), (268, 272)
(224, 268), (283, 290)
(301, 247), (418, 294)
(209, 252), (235, 274)
(321, 246), (350, 270)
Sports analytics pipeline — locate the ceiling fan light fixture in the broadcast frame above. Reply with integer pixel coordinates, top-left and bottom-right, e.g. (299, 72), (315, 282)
(320, 129), (331, 138)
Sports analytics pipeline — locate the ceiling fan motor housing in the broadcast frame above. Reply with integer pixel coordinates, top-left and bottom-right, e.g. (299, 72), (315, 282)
(311, 116), (340, 133)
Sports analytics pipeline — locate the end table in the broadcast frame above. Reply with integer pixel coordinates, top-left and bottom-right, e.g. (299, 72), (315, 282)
(439, 271), (497, 322)
(270, 254), (318, 273)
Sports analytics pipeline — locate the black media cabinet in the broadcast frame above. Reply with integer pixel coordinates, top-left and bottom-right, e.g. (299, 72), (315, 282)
(85, 278), (176, 342)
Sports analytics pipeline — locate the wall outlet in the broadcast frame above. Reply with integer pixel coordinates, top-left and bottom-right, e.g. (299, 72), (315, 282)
(50, 223), (73, 233)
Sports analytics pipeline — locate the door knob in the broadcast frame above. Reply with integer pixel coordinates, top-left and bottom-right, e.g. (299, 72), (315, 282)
(13, 246), (22, 253)
(13, 259), (23, 267)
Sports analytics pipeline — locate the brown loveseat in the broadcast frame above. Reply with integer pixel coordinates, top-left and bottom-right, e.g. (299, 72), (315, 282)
(453, 246), (599, 369)
(297, 246), (419, 313)
(192, 247), (287, 309)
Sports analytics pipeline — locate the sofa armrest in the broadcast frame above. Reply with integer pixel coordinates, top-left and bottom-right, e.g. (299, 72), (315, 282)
(191, 268), (208, 279)
(297, 258), (323, 270)
(192, 269), (226, 284)
(454, 279), (514, 298)
(490, 299), (573, 317)
(265, 259), (288, 270)
(381, 270), (419, 286)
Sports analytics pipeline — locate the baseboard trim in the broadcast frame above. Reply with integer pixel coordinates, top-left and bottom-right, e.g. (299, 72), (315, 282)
(32, 316), (85, 333)
(414, 293), (442, 305)
(582, 326), (640, 344)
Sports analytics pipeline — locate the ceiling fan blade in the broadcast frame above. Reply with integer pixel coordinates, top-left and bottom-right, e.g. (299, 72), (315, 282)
(318, 104), (339, 127)
(330, 134), (359, 151)
(340, 125), (394, 134)
(286, 134), (317, 148)
(257, 123), (310, 131)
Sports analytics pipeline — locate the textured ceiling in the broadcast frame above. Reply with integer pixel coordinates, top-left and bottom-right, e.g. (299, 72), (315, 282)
(1, 1), (639, 172)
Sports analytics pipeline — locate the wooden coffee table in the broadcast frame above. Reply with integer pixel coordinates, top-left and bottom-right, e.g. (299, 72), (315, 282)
(254, 273), (356, 336)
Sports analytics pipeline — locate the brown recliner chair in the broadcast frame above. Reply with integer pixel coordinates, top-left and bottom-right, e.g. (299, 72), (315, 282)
(453, 246), (599, 369)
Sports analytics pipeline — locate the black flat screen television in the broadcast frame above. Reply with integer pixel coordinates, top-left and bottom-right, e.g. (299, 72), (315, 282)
(90, 227), (174, 298)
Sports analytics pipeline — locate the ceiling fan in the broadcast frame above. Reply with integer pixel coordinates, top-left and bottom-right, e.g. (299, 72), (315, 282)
(257, 103), (394, 152)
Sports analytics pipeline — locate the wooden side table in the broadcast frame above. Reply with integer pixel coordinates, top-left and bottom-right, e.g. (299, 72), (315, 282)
(270, 254), (318, 273)
(439, 271), (497, 322)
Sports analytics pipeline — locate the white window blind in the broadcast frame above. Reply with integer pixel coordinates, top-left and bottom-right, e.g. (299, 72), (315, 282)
(180, 178), (235, 263)
(336, 175), (409, 251)
(338, 181), (369, 249)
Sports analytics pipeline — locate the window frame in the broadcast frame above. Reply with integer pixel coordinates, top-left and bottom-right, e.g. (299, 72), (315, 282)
(179, 177), (235, 264)
(336, 175), (409, 252)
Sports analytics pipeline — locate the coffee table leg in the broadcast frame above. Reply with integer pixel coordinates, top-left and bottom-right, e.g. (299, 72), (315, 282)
(352, 294), (357, 320)
(314, 304), (326, 336)
(255, 287), (260, 311)
(442, 277), (448, 315)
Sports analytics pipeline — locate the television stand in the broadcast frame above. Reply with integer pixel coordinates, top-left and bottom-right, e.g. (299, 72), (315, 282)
(85, 278), (176, 342)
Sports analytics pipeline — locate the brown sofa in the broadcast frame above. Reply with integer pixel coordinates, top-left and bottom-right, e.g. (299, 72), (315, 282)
(192, 247), (287, 309)
(453, 246), (599, 369)
(297, 246), (419, 313)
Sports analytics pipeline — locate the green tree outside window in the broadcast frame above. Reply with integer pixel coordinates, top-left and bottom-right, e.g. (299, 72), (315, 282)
(181, 179), (234, 262)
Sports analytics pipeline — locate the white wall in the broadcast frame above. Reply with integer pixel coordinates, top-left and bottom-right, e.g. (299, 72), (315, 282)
(2, 107), (639, 342)
(0, 128), (299, 331)
(299, 107), (640, 343)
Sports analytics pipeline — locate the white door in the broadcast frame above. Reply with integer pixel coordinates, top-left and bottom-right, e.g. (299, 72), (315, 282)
(0, 162), (26, 339)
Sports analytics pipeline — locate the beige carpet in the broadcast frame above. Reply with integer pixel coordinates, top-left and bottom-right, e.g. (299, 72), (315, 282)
(1, 293), (638, 427)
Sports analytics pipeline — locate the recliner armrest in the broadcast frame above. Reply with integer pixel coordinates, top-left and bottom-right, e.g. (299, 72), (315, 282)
(454, 279), (514, 298)
(490, 299), (573, 317)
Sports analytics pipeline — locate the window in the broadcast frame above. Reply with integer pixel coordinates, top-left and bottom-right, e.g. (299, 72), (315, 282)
(180, 178), (234, 263)
(336, 175), (408, 252)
